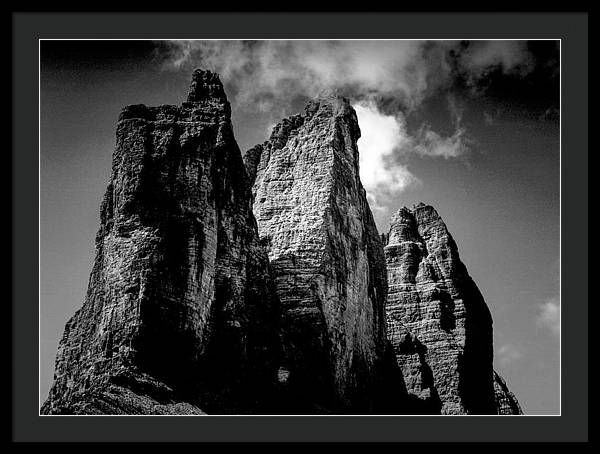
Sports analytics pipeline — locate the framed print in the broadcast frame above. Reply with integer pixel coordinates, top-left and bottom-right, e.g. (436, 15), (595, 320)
(12, 11), (588, 443)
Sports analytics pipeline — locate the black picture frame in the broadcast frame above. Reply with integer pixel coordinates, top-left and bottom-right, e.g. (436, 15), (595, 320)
(12, 11), (588, 443)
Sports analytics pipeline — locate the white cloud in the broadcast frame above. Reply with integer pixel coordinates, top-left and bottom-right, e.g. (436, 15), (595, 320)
(497, 344), (523, 366)
(459, 41), (534, 81)
(156, 40), (535, 212)
(157, 41), (527, 165)
(354, 101), (419, 206)
(413, 116), (470, 159)
(537, 297), (560, 337)
(158, 40), (536, 108)
(159, 40), (442, 111)
(354, 100), (472, 208)
(410, 96), (472, 159)
(413, 126), (469, 158)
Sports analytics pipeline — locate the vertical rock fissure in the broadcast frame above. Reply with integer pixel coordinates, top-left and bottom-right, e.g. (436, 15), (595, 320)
(42, 70), (280, 415)
(246, 95), (388, 413)
(384, 204), (520, 414)
(43, 69), (522, 416)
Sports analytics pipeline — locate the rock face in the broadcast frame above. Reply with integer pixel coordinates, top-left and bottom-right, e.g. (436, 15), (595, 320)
(43, 69), (523, 416)
(41, 70), (280, 415)
(245, 95), (390, 413)
(494, 371), (523, 415)
(383, 204), (512, 414)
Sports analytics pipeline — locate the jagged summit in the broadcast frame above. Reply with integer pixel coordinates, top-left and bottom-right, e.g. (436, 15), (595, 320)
(116, 69), (230, 124)
(186, 68), (228, 103)
(410, 201), (429, 210)
(387, 204), (449, 248)
(42, 69), (279, 415)
(43, 70), (522, 415)
(314, 86), (343, 98)
(384, 204), (521, 414)
(390, 203), (437, 220)
(245, 93), (389, 413)
(244, 96), (361, 186)
(303, 93), (357, 124)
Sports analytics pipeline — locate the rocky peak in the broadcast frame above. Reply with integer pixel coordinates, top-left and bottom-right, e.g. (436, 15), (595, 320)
(246, 97), (389, 412)
(244, 94), (361, 189)
(42, 69), (280, 415)
(384, 204), (510, 414)
(303, 94), (361, 142)
(42, 69), (523, 416)
(186, 69), (228, 104)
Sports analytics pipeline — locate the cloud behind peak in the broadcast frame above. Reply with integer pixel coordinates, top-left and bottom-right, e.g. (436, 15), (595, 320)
(155, 40), (552, 212)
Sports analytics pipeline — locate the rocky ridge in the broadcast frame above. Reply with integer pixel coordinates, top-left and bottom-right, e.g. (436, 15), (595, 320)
(494, 371), (524, 415)
(383, 204), (521, 414)
(42, 70), (280, 415)
(245, 95), (395, 413)
(43, 69), (522, 415)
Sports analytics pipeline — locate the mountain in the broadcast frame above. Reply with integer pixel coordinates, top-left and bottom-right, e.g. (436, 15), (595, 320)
(41, 70), (280, 415)
(245, 95), (394, 413)
(494, 371), (524, 415)
(42, 70), (521, 415)
(383, 204), (522, 414)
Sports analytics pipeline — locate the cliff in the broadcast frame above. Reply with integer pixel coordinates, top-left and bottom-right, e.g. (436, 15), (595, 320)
(245, 95), (393, 413)
(41, 70), (280, 415)
(494, 371), (524, 415)
(383, 204), (521, 414)
(42, 69), (522, 416)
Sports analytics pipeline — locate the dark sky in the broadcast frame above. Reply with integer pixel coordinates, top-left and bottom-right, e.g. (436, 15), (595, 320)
(40, 40), (560, 414)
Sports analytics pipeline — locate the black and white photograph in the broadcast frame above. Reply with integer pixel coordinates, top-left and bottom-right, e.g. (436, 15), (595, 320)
(38, 39), (561, 416)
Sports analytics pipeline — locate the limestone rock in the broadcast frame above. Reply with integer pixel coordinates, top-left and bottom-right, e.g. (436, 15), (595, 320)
(384, 203), (503, 414)
(494, 371), (523, 415)
(42, 69), (280, 415)
(42, 68), (523, 416)
(41, 371), (206, 415)
(246, 95), (390, 413)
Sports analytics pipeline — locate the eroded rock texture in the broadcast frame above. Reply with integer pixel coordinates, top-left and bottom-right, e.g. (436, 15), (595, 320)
(494, 371), (523, 415)
(245, 95), (390, 413)
(384, 204), (506, 414)
(43, 68), (523, 416)
(41, 70), (280, 415)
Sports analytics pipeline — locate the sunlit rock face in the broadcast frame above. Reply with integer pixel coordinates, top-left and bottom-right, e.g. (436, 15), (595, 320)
(245, 95), (391, 413)
(383, 204), (507, 415)
(41, 70), (280, 415)
(42, 68), (523, 416)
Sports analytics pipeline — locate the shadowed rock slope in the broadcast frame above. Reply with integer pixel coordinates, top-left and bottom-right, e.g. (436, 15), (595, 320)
(494, 371), (524, 414)
(41, 70), (280, 415)
(245, 95), (397, 413)
(383, 204), (522, 414)
(42, 69), (522, 416)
